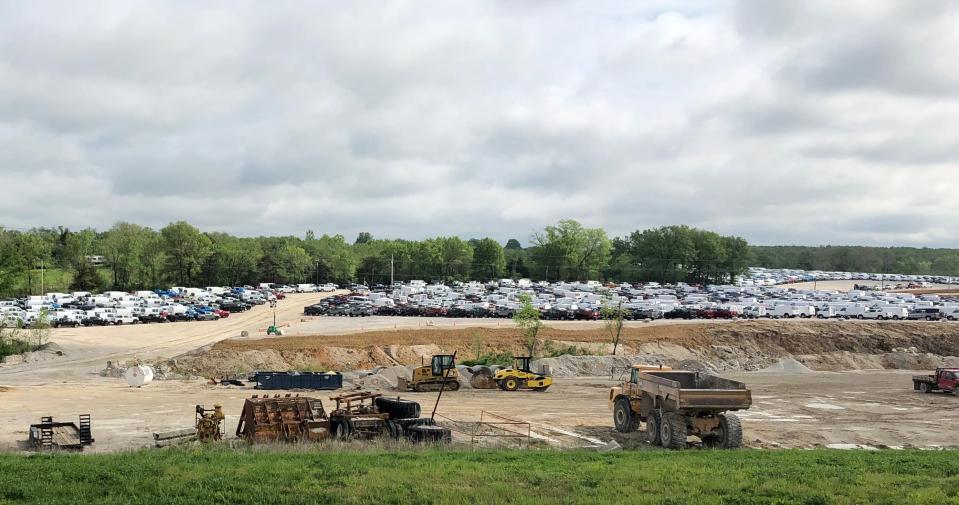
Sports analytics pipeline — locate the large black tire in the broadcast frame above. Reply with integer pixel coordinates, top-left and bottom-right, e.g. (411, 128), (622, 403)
(645, 411), (662, 446)
(613, 398), (638, 433)
(659, 412), (688, 450)
(375, 397), (422, 419)
(335, 419), (353, 440)
(919, 382), (931, 394)
(382, 420), (401, 440)
(395, 417), (434, 431)
(716, 413), (743, 449)
(407, 424), (451, 443)
(501, 378), (520, 391)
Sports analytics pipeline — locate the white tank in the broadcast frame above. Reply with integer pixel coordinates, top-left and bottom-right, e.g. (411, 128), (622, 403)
(124, 364), (154, 387)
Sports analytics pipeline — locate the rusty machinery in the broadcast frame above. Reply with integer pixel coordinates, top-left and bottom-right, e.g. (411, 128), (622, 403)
(328, 391), (404, 440)
(195, 404), (225, 443)
(235, 394), (332, 443)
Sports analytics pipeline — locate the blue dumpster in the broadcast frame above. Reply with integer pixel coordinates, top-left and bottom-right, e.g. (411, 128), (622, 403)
(252, 371), (343, 390)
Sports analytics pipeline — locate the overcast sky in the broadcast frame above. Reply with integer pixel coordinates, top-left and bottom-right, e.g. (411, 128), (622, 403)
(1, 1), (957, 247)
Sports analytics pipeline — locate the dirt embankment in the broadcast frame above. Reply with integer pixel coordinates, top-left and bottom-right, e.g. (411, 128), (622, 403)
(163, 321), (959, 378)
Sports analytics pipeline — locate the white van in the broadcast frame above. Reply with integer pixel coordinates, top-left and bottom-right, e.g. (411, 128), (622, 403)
(768, 305), (800, 318)
(742, 306), (767, 319)
(878, 306), (908, 320)
(296, 284), (317, 293)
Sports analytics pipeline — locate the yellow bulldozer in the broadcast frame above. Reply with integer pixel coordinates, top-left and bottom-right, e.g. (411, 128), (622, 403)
(493, 356), (552, 392)
(397, 354), (460, 392)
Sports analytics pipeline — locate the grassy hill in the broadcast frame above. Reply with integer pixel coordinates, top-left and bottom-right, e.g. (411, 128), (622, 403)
(1, 448), (957, 504)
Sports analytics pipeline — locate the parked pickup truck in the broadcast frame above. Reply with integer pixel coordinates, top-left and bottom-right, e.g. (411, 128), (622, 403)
(913, 368), (959, 395)
(609, 365), (752, 449)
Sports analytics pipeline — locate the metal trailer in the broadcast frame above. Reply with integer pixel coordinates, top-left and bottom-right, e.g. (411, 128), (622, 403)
(29, 415), (93, 451)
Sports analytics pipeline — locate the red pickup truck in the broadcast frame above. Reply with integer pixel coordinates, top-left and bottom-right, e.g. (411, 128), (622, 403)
(913, 368), (959, 395)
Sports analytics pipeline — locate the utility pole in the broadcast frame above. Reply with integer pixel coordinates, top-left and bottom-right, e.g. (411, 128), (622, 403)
(40, 259), (44, 295)
(390, 254), (394, 286)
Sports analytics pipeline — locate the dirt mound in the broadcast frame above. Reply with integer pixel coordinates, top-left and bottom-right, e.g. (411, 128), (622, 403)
(172, 321), (959, 378)
(757, 358), (813, 374)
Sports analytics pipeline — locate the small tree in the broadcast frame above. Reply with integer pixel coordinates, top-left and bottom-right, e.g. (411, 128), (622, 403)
(513, 293), (543, 357)
(30, 307), (51, 349)
(602, 297), (627, 355)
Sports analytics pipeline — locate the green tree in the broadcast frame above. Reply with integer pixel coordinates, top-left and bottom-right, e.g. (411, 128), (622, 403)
(276, 243), (312, 283)
(0, 229), (25, 296)
(16, 232), (53, 295)
(601, 297), (628, 355)
(139, 231), (167, 288)
(160, 221), (212, 286)
(205, 234), (262, 286)
(354, 232), (373, 245)
(30, 307), (52, 349)
(434, 237), (473, 281)
(513, 293), (543, 357)
(530, 220), (611, 281)
(470, 238), (506, 281)
(101, 222), (148, 289)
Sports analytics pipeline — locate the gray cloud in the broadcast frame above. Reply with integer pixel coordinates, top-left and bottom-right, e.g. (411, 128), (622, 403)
(1, 1), (958, 247)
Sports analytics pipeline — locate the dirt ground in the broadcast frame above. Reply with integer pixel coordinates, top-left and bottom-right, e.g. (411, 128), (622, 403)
(1, 370), (955, 451)
(3, 307), (959, 452)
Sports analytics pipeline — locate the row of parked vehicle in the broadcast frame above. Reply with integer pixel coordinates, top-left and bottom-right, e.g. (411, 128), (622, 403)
(301, 277), (959, 323)
(741, 267), (959, 288)
(0, 283), (315, 328)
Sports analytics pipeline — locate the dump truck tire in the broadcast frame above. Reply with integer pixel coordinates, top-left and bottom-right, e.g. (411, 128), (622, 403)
(920, 382), (931, 394)
(717, 413), (743, 449)
(375, 397), (422, 419)
(659, 413), (687, 450)
(613, 398), (638, 433)
(645, 412), (662, 446)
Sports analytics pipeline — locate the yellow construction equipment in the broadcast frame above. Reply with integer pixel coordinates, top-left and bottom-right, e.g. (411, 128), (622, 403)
(398, 354), (460, 392)
(195, 404), (225, 442)
(493, 356), (552, 392)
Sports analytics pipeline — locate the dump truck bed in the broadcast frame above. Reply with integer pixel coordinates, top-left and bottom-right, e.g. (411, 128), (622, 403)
(639, 371), (752, 410)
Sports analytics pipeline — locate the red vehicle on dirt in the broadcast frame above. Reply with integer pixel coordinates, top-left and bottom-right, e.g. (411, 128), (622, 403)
(913, 368), (959, 395)
(214, 309), (230, 319)
(271, 290), (286, 300)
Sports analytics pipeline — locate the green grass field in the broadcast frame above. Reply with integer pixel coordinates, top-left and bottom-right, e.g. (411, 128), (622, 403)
(1, 448), (958, 505)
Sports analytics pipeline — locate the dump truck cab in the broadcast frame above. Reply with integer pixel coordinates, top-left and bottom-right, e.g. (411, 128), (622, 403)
(609, 364), (751, 449)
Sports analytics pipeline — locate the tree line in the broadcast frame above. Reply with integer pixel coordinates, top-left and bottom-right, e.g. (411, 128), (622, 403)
(751, 245), (959, 277)
(0, 220), (754, 296)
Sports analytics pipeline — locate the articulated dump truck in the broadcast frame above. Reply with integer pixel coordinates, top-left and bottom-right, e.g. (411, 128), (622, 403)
(609, 365), (751, 449)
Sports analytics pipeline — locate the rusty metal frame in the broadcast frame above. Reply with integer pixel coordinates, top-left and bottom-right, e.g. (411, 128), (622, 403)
(433, 410), (531, 449)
